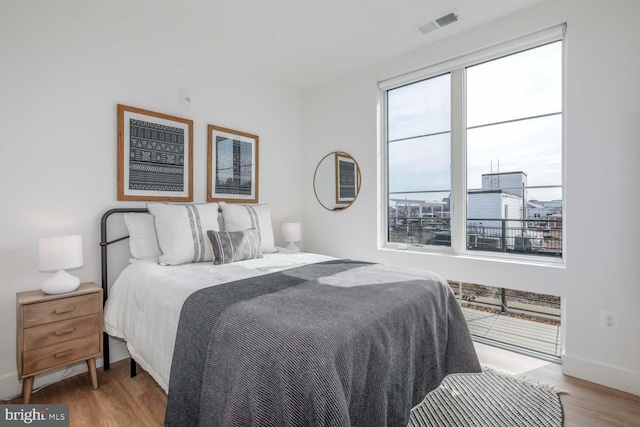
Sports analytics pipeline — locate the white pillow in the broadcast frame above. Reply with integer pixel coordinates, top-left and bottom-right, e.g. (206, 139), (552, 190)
(147, 202), (220, 265)
(123, 213), (162, 260)
(219, 202), (277, 253)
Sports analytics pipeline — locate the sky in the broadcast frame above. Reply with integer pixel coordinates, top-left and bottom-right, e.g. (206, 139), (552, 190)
(387, 41), (563, 203)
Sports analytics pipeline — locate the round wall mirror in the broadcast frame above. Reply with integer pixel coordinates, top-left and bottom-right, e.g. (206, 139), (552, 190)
(313, 151), (361, 211)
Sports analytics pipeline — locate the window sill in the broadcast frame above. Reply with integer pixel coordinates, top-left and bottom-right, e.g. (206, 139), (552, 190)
(379, 244), (566, 269)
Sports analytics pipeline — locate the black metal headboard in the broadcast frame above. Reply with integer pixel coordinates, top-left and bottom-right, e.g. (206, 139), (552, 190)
(99, 207), (148, 370)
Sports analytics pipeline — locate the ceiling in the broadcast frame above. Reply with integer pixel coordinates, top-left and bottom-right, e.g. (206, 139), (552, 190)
(120, 0), (548, 89)
(205, 0), (549, 88)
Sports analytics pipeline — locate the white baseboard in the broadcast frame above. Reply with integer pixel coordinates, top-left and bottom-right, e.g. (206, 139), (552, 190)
(0, 340), (130, 402)
(563, 354), (640, 396)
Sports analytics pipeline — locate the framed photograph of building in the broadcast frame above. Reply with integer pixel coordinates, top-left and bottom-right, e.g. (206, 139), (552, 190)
(335, 152), (359, 204)
(207, 124), (259, 203)
(117, 104), (193, 201)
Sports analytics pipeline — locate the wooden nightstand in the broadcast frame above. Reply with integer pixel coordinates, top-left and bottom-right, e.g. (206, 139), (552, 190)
(16, 282), (103, 403)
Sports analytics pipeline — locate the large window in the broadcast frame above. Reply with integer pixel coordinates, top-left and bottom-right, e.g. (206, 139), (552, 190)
(383, 28), (564, 260)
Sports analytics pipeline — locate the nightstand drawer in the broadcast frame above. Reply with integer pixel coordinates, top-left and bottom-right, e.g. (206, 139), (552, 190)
(23, 313), (100, 351)
(23, 293), (99, 328)
(23, 333), (100, 375)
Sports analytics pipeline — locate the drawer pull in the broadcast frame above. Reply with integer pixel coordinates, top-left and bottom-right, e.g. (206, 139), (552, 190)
(55, 350), (74, 358)
(55, 306), (75, 314)
(54, 328), (75, 336)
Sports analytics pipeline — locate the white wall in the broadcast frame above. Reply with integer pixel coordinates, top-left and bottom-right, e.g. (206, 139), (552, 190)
(0, 1), (304, 399)
(303, 0), (640, 394)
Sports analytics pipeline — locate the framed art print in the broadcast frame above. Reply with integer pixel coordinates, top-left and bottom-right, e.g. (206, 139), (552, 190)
(207, 124), (259, 203)
(335, 152), (359, 204)
(117, 104), (193, 201)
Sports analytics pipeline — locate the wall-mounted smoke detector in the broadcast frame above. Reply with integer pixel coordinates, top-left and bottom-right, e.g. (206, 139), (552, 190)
(415, 9), (460, 35)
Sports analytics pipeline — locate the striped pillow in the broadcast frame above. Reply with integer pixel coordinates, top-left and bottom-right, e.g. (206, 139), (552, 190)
(219, 202), (276, 253)
(207, 229), (263, 265)
(147, 203), (220, 265)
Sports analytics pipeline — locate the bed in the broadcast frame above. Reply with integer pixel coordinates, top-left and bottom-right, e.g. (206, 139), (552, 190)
(101, 205), (480, 427)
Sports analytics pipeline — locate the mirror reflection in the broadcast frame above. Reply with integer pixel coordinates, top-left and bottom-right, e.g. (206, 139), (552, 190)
(313, 151), (361, 211)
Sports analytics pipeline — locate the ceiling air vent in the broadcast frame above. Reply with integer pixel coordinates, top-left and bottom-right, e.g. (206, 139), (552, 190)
(416, 9), (460, 35)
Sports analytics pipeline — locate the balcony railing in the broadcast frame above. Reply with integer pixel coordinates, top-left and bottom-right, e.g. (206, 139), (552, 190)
(388, 217), (562, 257)
(448, 281), (561, 319)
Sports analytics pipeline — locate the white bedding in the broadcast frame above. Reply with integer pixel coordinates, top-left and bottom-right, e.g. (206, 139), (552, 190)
(103, 251), (334, 392)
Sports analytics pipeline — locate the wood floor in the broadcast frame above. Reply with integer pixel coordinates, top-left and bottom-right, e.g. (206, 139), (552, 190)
(475, 343), (640, 427)
(5, 342), (640, 426)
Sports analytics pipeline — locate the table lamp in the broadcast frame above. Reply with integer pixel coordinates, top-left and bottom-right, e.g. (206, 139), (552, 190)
(38, 235), (83, 294)
(281, 223), (301, 252)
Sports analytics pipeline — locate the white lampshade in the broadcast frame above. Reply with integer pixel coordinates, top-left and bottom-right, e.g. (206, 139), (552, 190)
(281, 223), (301, 252)
(38, 235), (83, 294)
(281, 223), (301, 243)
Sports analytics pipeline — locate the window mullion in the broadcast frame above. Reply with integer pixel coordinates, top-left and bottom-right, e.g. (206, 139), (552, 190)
(450, 68), (466, 254)
(378, 88), (389, 249)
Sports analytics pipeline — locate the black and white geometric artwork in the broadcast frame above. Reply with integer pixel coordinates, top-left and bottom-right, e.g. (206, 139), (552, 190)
(336, 153), (358, 204)
(117, 104), (193, 202)
(338, 159), (356, 200)
(128, 119), (185, 192)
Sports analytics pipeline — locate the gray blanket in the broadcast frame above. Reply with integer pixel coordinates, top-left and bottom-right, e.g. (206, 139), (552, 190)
(165, 260), (480, 427)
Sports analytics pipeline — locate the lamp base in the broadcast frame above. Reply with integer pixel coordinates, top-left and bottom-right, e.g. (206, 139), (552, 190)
(284, 242), (300, 252)
(42, 270), (80, 294)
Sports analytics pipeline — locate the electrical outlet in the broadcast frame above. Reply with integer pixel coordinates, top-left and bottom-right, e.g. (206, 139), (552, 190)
(600, 310), (618, 330)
